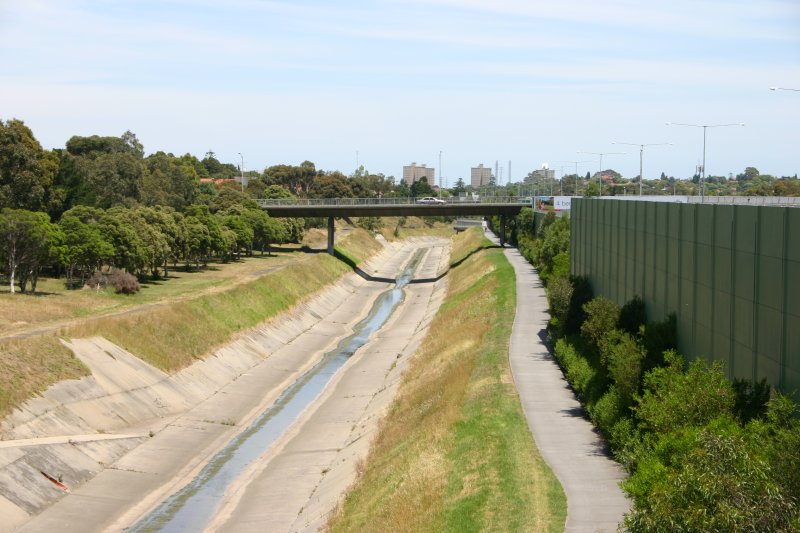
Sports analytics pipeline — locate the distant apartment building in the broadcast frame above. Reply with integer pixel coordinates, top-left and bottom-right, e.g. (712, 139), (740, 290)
(471, 164), (492, 187)
(525, 167), (555, 183)
(403, 162), (435, 186)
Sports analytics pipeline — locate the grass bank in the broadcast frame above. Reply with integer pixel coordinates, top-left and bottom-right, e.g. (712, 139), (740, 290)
(329, 228), (567, 532)
(0, 229), (379, 422)
(375, 216), (456, 241)
(68, 253), (350, 372)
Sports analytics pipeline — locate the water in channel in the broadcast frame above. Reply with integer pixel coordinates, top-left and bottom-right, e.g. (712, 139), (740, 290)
(128, 250), (425, 532)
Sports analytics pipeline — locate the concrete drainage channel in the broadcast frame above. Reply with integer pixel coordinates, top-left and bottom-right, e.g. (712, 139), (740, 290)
(128, 250), (425, 532)
(7, 238), (450, 532)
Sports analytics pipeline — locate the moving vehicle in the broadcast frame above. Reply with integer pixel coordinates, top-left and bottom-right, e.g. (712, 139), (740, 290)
(415, 197), (446, 204)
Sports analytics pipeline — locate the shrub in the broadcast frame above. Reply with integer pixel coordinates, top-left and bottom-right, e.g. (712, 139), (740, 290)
(549, 250), (570, 281)
(748, 395), (800, 503)
(546, 276), (573, 328)
(618, 295), (646, 336)
(590, 386), (626, 437)
(634, 351), (735, 434)
(85, 268), (141, 294)
(566, 355), (596, 398)
(564, 275), (593, 335)
(357, 217), (381, 232)
(609, 416), (644, 469)
(605, 330), (646, 406)
(554, 338), (596, 397)
(581, 297), (620, 357)
(641, 313), (677, 372)
(534, 215), (569, 274)
(623, 429), (798, 532)
(732, 377), (771, 423)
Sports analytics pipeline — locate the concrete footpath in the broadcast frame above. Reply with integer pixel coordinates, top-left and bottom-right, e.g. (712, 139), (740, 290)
(502, 245), (630, 533)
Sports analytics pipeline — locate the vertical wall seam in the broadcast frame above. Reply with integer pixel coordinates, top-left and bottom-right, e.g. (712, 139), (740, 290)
(710, 205), (717, 362)
(729, 209), (736, 379)
(780, 208), (789, 390)
(692, 205), (698, 359)
(752, 207), (762, 383)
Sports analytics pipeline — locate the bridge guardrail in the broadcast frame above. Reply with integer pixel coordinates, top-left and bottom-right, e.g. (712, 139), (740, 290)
(256, 197), (535, 208)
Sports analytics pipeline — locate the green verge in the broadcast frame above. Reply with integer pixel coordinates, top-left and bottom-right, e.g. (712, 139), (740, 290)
(329, 228), (567, 532)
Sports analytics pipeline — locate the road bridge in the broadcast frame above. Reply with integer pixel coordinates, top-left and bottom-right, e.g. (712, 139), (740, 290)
(257, 197), (532, 252)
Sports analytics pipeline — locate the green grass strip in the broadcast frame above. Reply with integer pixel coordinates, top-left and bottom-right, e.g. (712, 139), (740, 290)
(330, 230), (566, 532)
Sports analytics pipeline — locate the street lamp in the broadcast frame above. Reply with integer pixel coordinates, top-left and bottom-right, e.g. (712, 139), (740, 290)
(439, 150), (443, 189)
(611, 142), (673, 196)
(770, 87), (800, 92)
(577, 151), (624, 196)
(555, 160), (592, 196)
(237, 152), (244, 192)
(665, 122), (744, 199)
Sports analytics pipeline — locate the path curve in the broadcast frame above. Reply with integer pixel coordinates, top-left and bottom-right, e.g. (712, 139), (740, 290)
(502, 244), (630, 532)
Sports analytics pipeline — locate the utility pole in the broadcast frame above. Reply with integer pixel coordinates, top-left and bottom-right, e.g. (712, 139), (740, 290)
(439, 150), (442, 189)
(237, 152), (244, 192)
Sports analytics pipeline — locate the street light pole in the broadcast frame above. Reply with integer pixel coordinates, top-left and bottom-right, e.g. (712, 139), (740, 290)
(612, 142), (673, 196)
(554, 160), (591, 196)
(770, 87), (800, 92)
(237, 152), (244, 192)
(577, 151), (624, 196)
(439, 150), (442, 189)
(666, 122), (744, 199)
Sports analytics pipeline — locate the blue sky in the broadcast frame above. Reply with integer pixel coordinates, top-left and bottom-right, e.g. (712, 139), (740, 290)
(1, 0), (799, 185)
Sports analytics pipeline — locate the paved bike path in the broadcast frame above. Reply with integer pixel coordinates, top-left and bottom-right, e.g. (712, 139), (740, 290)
(502, 245), (630, 532)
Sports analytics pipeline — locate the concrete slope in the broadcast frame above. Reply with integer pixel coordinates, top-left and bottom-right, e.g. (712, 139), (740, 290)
(8, 238), (449, 532)
(502, 246), (630, 533)
(210, 240), (450, 532)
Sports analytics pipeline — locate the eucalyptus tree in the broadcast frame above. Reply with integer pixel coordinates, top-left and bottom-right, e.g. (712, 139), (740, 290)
(0, 119), (58, 212)
(0, 208), (59, 293)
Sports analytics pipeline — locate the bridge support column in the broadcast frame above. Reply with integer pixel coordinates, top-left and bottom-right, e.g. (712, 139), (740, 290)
(327, 216), (335, 256)
(499, 215), (506, 247)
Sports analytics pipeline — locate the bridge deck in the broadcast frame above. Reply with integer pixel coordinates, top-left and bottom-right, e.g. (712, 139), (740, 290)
(256, 197), (532, 218)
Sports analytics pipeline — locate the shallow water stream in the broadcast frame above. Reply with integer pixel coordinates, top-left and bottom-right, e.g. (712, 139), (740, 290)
(128, 250), (424, 532)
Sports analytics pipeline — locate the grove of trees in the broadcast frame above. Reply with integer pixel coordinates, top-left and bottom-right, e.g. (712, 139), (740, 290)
(0, 119), (455, 294)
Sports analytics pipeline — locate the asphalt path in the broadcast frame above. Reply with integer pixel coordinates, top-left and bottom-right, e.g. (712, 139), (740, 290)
(497, 238), (630, 532)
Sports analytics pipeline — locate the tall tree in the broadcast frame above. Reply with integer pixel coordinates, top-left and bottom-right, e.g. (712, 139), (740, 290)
(410, 176), (434, 197)
(57, 206), (114, 285)
(0, 119), (58, 211)
(310, 171), (353, 198)
(0, 208), (58, 293)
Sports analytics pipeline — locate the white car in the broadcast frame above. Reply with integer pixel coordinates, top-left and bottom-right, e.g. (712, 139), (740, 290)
(415, 197), (446, 204)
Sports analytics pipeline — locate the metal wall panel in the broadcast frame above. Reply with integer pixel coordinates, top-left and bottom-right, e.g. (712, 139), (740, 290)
(571, 198), (799, 398)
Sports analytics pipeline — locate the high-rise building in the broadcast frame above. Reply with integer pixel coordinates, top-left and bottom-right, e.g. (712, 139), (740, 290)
(525, 167), (555, 183)
(402, 162), (435, 186)
(471, 164), (492, 187)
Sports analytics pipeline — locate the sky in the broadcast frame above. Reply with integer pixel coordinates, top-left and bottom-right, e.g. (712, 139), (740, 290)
(1, 0), (799, 186)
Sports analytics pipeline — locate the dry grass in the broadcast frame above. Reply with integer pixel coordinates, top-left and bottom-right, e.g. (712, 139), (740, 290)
(335, 228), (384, 265)
(0, 335), (88, 422)
(67, 253), (350, 373)
(0, 231), (379, 422)
(0, 251), (305, 338)
(377, 216), (456, 241)
(329, 230), (567, 532)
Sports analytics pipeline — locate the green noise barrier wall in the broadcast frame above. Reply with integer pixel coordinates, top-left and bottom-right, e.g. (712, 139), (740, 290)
(571, 198), (800, 398)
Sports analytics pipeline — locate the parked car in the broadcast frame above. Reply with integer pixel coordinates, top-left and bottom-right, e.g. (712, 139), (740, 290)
(415, 197), (446, 204)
